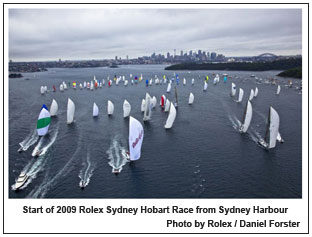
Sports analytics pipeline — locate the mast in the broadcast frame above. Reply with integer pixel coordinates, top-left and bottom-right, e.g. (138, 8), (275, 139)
(175, 86), (178, 106)
(242, 101), (248, 124)
(264, 107), (271, 144)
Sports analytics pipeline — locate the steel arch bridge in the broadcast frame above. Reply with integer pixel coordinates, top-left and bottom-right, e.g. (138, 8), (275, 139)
(257, 53), (277, 58)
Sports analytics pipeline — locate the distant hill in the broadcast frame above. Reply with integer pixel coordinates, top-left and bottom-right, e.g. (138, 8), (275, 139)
(165, 58), (302, 71)
(277, 66), (302, 79)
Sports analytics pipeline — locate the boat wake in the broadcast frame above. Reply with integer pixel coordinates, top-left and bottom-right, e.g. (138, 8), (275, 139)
(228, 114), (241, 131)
(107, 136), (128, 174)
(11, 126), (59, 191)
(31, 126), (59, 157)
(18, 128), (38, 152)
(79, 150), (96, 189)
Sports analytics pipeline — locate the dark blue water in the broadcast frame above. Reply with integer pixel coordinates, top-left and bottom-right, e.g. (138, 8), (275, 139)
(9, 65), (302, 198)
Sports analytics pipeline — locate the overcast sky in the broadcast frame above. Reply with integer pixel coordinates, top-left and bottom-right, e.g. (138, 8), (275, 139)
(9, 8), (302, 61)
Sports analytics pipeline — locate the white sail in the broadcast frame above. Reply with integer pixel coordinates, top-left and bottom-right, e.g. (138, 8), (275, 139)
(231, 83), (236, 97)
(129, 116), (144, 161)
(63, 83), (67, 90)
(164, 99), (170, 112)
(107, 100), (114, 115)
(90, 81), (94, 90)
(123, 100), (131, 118)
(276, 85), (281, 95)
(203, 81), (208, 91)
(191, 78), (195, 85)
(237, 88), (244, 102)
(254, 87), (259, 97)
(268, 107), (280, 148)
(141, 99), (146, 113)
(166, 82), (171, 93)
(149, 79), (153, 85)
(37, 104), (51, 136)
(151, 96), (157, 108)
(143, 93), (152, 121)
(164, 103), (177, 129)
(50, 99), (58, 116)
(83, 81), (87, 88)
(79, 83), (83, 89)
(93, 103), (99, 117)
(124, 80), (128, 86)
(40, 86), (45, 94)
(67, 98), (75, 124)
(60, 84), (64, 91)
(249, 89), (254, 101)
(240, 100), (252, 133)
(183, 78), (186, 85)
(188, 93), (194, 105)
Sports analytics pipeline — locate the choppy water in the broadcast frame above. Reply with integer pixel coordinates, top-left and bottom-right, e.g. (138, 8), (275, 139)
(9, 65), (302, 198)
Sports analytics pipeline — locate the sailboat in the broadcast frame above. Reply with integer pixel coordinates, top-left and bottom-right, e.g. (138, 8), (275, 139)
(164, 99), (170, 112)
(40, 86), (45, 95)
(239, 100), (252, 133)
(166, 82), (171, 93)
(79, 83), (83, 89)
(67, 98), (75, 124)
(14, 172), (29, 190)
(183, 78), (186, 85)
(164, 103), (177, 129)
(107, 100), (114, 116)
(93, 103), (99, 117)
(258, 106), (280, 149)
(254, 87), (259, 97)
(141, 99), (146, 113)
(83, 81), (87, 88)
(50, 99), (58, 117)
(231, 83), (236, 97)
(60, 84), (64, 92)
(37, 104), (51, 136)
(125, 116), (144, 162)
(191, 78), (195, 85)
(237, 88), (244, 103)
(123, 100), (131, 118)
(124, 80), (128, 86)
(276, 85), (281, 95)
(188, 93), (194, 105)
(151, 96), (157, 108)
(143, 93), (152, 122)
(203, 81), (208, 91)
(160, 95), (166, 108)
(249, 89), (255, 101)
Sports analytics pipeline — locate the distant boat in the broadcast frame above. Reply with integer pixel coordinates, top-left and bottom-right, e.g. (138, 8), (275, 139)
(188, 93), (194, 105)
(79, 83), (83, 89)
(40, 86), (45, 95)
(141, 99), (146, 113)
(83, 81), (87, 88)
(258, 106), (280, 149)
(107, 100), (114, 116)
(183, 78), (186, 85)
(37, 104), (51, 136)
(166, 82), (172, 93)
(249, 89), (255, 101)
(124, 80), (128, 86)
(191, 78), (195, 85)
(239, 100), (252, 133)
(160, 95), (166, 108)
(67, 98), (75, 124)
(276, 85), (281, 95)
(53, 85), (56, 92)
(143, 93), (152, 122)
(123, 100), (131, 118)
(164, 103), (177, 129)
(254, 87), (259, 97)
(126, 116), (144, 162)
(203, 81), (208, 91)
(50, 99), (58, 117)
(60, 84), (64, 92)
(231, 83), (236, 97)
(237, 88), (244, 103)
(250, 74), (256, 78)
(93, 103), (99, 117)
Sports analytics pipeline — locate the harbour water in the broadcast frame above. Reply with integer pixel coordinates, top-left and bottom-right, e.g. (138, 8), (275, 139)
(9, 65), (302, 198)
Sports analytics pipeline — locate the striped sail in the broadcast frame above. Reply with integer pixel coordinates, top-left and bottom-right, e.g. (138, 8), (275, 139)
(37, 104), (51, 136)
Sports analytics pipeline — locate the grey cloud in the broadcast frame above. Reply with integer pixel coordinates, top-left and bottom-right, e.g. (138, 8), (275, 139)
(9, 8), (302, 61)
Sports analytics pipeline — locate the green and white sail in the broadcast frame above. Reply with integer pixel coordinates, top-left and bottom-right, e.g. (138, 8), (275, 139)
(37, 104), (51, 136)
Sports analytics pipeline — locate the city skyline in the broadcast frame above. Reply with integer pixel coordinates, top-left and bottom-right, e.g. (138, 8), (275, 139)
(9, 8), (302, 61)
